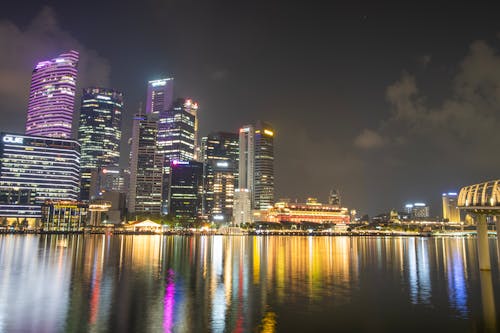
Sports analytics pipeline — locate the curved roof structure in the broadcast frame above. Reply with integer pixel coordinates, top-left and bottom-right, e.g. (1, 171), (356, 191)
(458, 180), (500, 211)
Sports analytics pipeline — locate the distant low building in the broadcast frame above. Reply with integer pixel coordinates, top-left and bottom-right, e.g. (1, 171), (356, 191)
(265, 198), (350, 224)
(404, 202), (430, 220)
(41, 201), (87, 231)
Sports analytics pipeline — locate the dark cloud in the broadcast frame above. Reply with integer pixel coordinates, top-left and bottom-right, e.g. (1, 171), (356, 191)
(354, 40), (500, 213)
(0, 6), (110, 133)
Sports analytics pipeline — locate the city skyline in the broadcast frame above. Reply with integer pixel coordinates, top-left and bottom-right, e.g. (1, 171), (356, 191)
(2, 4), (500, 215)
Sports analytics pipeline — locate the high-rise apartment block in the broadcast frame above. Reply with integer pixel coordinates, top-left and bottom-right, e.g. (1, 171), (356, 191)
(78, 88), (123, 201)
(25, 50), (79, 139)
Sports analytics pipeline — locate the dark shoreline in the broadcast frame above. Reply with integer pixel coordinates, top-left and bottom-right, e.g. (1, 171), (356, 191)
(0, 230), (472, 237)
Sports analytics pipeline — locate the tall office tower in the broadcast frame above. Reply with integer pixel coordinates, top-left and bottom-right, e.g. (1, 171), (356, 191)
(157, 98), (198, 213)
(25, 50), (79, 138)
(78, 88), (123, 201)
(201, 132), (240, 167)
(204, 160), (235, 223)
(146, 78), (174, 115)
(0, 133), (80, 221)
(442, 192), (460, 222)
(253, 121), (275, 210)
(233, 121), (275, 222)
(238, 124), (255, 196)
(168, 161), (203, 222)
(201, 132), (239, 222)
(329, 189), (341, 207)
(157, 98), (198, 159)
(128, 114), (163, 215)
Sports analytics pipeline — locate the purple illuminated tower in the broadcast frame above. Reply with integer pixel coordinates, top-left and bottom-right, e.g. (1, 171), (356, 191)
(25, 50), (79, 138)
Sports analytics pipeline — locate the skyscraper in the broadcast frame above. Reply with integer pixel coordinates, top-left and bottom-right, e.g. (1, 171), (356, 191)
(78, 88), (123, 201)
(238, 124), (255, 196)
(201, 132), (239, 181)
(146, 78), (174, 115)
(202, 132), (239, 222)
(442, 192), (460, 222)
(168, 160), (204, 222)
(157, 98), (199, 213)
(157, 98), (198, 159)
(128, 114), (163, 215)
(25, 50), (79, 138)
(234, 121), (275, 223)
(253, 121), (275, 210)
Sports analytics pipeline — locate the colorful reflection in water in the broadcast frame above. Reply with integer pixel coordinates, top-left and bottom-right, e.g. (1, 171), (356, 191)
(164, 269), (175, 333)
(0, 235), (499, 332)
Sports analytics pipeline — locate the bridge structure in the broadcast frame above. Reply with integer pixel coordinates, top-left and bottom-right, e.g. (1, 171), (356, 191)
(458, 180), (500, 270)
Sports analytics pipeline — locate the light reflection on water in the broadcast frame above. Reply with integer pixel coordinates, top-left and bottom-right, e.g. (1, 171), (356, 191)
(0, 235), (498, 332)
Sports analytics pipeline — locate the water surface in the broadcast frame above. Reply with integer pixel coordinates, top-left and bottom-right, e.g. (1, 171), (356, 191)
(0, 235), (499, 332)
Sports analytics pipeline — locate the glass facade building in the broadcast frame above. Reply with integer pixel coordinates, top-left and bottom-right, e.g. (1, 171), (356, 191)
(236, 122), (275, 213)
(253, 121), (275, 210)
(157, 98), (198, 160)
(168, 161), (203, 222)
(157, 98), (199, 214)
(146, 78), (174, 115)
(201, 132), (239, 222)
(78, 87), (123, 201)
(0, 133), (80, 219)
(25, 50), (79, 139)
(128, 114), (163, 215)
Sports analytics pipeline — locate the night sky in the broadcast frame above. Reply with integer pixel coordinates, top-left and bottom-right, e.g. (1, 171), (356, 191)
(1, 2), (500, 216)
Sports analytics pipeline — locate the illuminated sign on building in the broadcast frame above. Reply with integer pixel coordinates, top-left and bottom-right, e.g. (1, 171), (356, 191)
(216, 161), (229, 168)
(150, 79), (171, 87)
(263, 129), (274, 136)
(172, 160), (190, 166)
(3, 135), (24, 144)
(102, 168), (120, 174)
